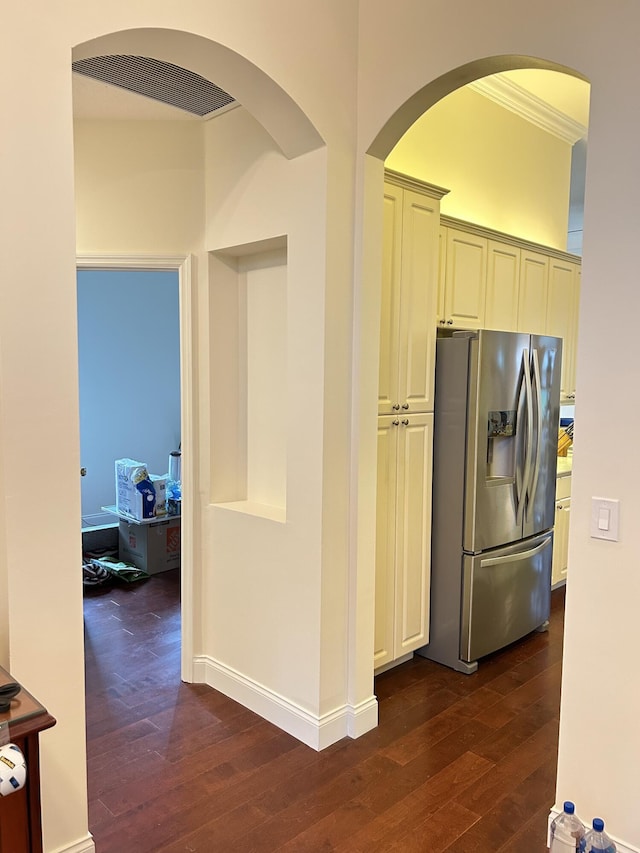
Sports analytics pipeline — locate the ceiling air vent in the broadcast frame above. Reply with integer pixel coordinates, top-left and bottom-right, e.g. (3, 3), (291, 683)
(72, 55), (235, 117)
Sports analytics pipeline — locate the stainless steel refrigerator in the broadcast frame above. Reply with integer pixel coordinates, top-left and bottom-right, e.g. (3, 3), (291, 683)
(417, 329), (562, 673)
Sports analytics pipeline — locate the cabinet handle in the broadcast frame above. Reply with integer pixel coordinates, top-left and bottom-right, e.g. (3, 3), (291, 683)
(439, 319), (445, 325)
(447, 319), (453, 325)
(392, 419), (400, 426)
(401, 403), (409, 410)
(392, 403), (400, 411)
(401, 419), (409, 426)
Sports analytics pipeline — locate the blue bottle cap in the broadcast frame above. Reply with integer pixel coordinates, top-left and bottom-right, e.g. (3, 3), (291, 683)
(592, 817), (604, 832)
(564, 801), (575, 814)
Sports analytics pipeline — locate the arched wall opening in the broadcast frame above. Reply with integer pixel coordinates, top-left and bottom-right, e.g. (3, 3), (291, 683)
(58, 20), (337, 851)
(72, 20), (355, 767)
(73, 28), (325, 159)
(352, 49), (589, 776)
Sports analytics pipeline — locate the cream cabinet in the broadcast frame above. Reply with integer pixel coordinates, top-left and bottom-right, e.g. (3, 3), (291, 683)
(546, 259), (580, 401)
(485, 240), (520, 331)
(378, 179), (444, 416)
(374, 413), (433, 670)
(552, 476), (572, 587)
(438, 226), (487, 329)
(517, 249), (549, 335)
(485, 243), (552, 335)
(439, 215), (580, 402)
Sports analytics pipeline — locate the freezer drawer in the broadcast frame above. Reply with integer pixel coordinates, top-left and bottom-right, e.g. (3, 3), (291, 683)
(460, 532), (552, 664)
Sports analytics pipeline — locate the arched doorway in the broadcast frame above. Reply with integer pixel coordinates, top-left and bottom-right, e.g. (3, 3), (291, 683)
(352, 53), (589, 740)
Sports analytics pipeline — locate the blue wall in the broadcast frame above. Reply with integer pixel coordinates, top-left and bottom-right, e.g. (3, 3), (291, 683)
(77, 269), (180, 525)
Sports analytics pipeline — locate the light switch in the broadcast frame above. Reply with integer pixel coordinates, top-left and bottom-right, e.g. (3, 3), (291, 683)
(591, 498), (620, 541)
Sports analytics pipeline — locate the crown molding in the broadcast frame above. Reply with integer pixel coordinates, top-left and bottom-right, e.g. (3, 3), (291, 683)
(469, 74), (587, 144)
(384, 168), (450, 199)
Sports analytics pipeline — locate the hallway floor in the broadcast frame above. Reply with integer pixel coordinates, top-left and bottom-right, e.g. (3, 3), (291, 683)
(84, 571), (563, 851)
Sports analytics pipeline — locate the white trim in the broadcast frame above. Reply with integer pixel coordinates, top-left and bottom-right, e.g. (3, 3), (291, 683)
(346, 695), (379, 739)
(76, 253), (195, 682)
(470, 74), (587, 144)
(49, 834), (95, 853)
(548, 809), (640, 853)
(193, 654), (378, 751)
(76, 254), (189, 270)
(176, 254), (196, 683)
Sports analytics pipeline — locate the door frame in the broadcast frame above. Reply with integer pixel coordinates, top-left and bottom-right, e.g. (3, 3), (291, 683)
(76, 253), (196, 681)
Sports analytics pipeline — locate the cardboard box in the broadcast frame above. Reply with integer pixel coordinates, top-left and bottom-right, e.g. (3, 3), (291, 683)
(115, 458), (165, 521)
(118, 516), (181, 575)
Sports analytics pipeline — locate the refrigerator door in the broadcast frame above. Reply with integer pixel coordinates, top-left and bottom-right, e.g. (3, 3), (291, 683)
(522, 335), (563, 539)
(460, 532), (552, 664)
(463, 330), (530, 552)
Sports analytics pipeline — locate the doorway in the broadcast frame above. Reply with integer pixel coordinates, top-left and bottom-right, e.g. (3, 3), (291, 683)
(77, 254), (196, 679)
(369, 64), (588, 676)
(77, 266), (181, 531)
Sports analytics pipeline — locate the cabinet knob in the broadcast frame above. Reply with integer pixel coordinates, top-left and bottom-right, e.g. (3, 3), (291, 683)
(447, 319), (453, 325)
(401, 403), (409, 410)
(439, 319), (445, 325)
(392, 403), (400, 411)
(401, 419), (409, 426)
(392, 419), (400, 426)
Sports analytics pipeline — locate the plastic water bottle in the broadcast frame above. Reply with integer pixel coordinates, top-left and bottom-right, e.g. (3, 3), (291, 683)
(583, 818), (616, 853)
(550, 801), (586, 852)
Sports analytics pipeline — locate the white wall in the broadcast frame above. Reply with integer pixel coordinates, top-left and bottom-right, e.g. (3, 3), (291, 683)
(356, 2), (640, 848)
(77, 269), (180, 524)
(8, 2), (640, 851)
(74, 120), (205, 255)
(202, 106), (350, 724)
(2, 4), (358, 849)
(0, 376), (8, 667)
(386, 84), (574, 250)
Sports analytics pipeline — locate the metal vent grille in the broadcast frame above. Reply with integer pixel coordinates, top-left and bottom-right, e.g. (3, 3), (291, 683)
(72, 55), (235, 117)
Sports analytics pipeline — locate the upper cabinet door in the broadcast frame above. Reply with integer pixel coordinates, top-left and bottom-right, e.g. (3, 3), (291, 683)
(397, 189), (440, 413)
(379, 181), (441, 415)
(546, 259), (580, 401)
(518, 249), (549, 335)
(442, 228), (487, 329)
(485, 240), (520, 332)
(378, 182), (403, 415)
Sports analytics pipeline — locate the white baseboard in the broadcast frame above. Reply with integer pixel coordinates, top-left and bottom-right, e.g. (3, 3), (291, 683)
(548, 809), (639, 853)
(192, 655), (378, 751)
(49, 834), (95, 853)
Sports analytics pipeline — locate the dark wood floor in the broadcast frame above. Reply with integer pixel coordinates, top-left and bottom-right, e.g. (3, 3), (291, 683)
(84, 571), (563, 852)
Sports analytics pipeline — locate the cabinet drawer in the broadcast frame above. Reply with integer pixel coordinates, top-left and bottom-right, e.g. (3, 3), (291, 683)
(555, 475), (571, 500)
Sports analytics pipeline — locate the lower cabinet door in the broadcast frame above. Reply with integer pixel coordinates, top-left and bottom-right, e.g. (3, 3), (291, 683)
(374, 416), (400, 669)
(374, 413), (434, 670)
(394, 413), (433, 657)
(552, 497), (571, 586)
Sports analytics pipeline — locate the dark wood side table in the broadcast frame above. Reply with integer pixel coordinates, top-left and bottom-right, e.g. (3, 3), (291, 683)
(0, 666), (56, 853)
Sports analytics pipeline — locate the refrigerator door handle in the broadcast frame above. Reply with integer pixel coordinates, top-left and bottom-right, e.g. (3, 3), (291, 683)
(517, 348), (534, 526)
(479, 537), (549, 567)
(527, 348), (543, 510)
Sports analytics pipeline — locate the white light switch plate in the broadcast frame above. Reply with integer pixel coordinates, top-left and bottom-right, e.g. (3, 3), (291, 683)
(590, 497), (620, 541)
